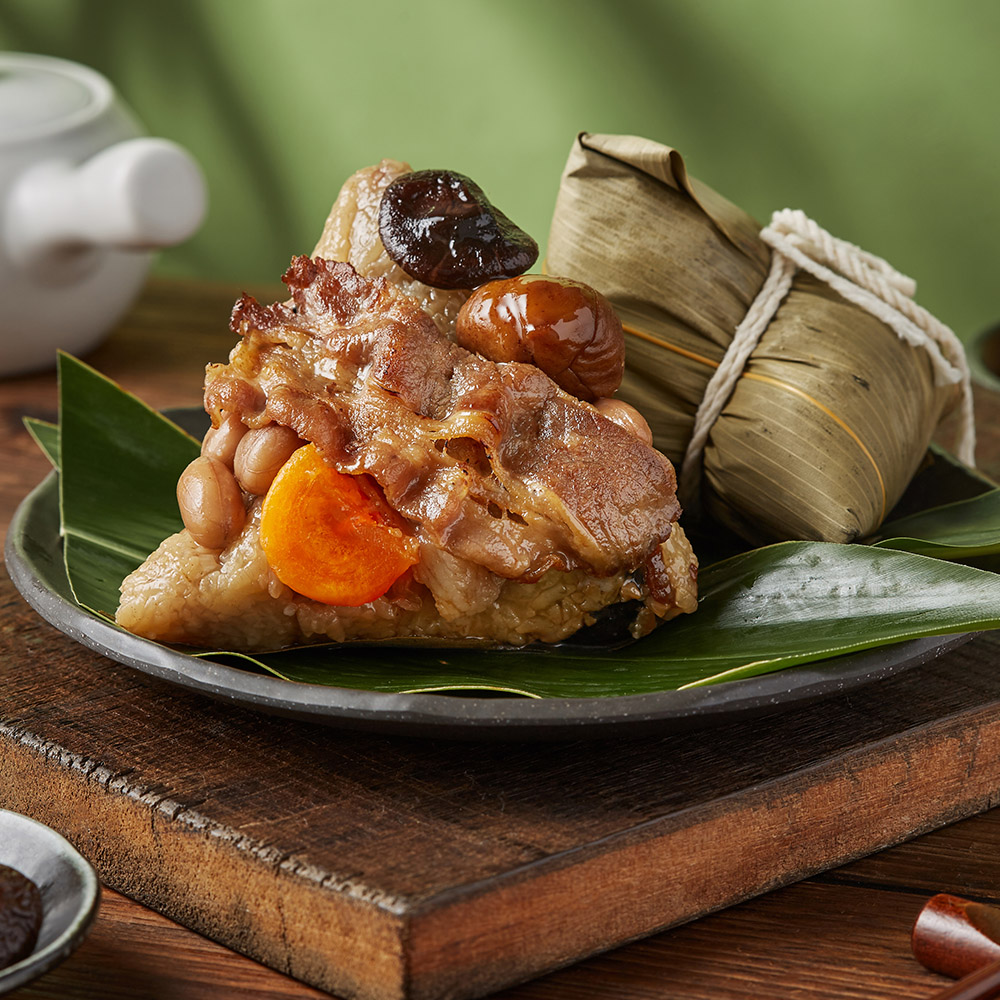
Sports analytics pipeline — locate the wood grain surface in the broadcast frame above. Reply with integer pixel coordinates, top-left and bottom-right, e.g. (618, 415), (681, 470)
(3, 279), (1000, 1000)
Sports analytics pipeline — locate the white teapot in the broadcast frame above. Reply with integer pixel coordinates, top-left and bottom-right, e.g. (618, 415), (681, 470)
(0, 53), (207, 377)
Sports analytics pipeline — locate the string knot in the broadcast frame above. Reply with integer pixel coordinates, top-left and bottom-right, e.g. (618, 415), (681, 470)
(679, 209), (975, 515)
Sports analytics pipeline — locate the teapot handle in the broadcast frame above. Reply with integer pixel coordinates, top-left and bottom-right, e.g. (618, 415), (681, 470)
(5, 137), (207, 270)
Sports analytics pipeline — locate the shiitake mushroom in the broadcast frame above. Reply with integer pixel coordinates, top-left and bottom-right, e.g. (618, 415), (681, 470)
(378, 169), (537, 289)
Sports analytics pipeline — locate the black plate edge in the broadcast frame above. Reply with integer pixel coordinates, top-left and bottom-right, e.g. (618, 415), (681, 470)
(4, 471), (975, 740)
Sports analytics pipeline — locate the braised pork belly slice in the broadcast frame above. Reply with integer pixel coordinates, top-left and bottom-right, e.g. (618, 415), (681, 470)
(207, 256), (681, 583)
(117, 256), (696, 651)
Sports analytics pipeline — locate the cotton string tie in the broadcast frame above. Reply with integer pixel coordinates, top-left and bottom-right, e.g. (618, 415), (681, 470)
(677, 208), (976, 514)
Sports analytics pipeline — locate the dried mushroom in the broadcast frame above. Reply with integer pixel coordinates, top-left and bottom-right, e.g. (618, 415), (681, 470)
(378, 169), (538, 289)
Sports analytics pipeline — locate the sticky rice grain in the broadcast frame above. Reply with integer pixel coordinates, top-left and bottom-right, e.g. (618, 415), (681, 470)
(117, 504), (694, 651)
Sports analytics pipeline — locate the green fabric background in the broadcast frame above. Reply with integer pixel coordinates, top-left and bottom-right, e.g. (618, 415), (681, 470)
(2, 0), (997, 341)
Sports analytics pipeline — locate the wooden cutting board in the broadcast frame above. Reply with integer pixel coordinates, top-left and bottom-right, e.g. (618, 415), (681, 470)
(4, 279), (1000, 1000)
(6, 573), (1000, 1000)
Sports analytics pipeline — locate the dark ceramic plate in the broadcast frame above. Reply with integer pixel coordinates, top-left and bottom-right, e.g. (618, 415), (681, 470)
(0, 810), (100, 994)
(5, 462), (972, 740)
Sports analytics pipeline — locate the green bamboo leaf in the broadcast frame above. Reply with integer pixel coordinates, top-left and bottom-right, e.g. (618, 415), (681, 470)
(197, 542), (1000, 698)
(667, 542), (1000, 687)
(891, 444), (998, 515)
(193, 648), (545, 698)
(872, 490), (1000, 560)
(37, 355), (1000, 700)
(57, 353), (200, 612)
(24, 417), (60, 469)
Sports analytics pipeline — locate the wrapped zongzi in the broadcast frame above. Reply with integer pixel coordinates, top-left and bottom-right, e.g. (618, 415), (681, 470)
(547, 133), (973, 545)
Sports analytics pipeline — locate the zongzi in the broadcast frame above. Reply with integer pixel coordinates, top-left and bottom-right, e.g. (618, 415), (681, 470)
(547, 133), (973, 546)
(116, 162), (698, 651)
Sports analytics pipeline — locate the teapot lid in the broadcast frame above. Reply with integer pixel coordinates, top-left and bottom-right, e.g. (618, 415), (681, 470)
(0, 53), (111, 145)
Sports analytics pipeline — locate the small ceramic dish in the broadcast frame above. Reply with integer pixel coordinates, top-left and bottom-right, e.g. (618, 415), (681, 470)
(0, 809), (100, 994)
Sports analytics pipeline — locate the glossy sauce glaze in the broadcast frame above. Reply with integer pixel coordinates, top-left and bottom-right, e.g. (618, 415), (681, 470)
(456, 274), (625, 401)
(378, 169), (537, 289)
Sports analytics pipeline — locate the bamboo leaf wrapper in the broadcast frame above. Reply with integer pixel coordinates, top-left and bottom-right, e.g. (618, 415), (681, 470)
(546, 133), (962, 545)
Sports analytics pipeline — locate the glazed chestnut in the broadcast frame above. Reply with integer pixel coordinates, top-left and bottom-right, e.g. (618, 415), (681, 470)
(378, 169), (537, 289)
(455, 275), (625, 401)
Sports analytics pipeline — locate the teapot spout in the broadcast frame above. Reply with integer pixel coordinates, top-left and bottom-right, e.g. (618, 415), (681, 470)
(4, 137), (207, 273)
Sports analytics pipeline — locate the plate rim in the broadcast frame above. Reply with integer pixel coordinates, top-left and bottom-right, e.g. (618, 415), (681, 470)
(4, 469), (974, 739)
(0, 809), (100, 994)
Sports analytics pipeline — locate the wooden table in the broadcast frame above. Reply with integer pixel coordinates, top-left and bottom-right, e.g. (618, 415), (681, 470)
(4, 277), (1000, 1000)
